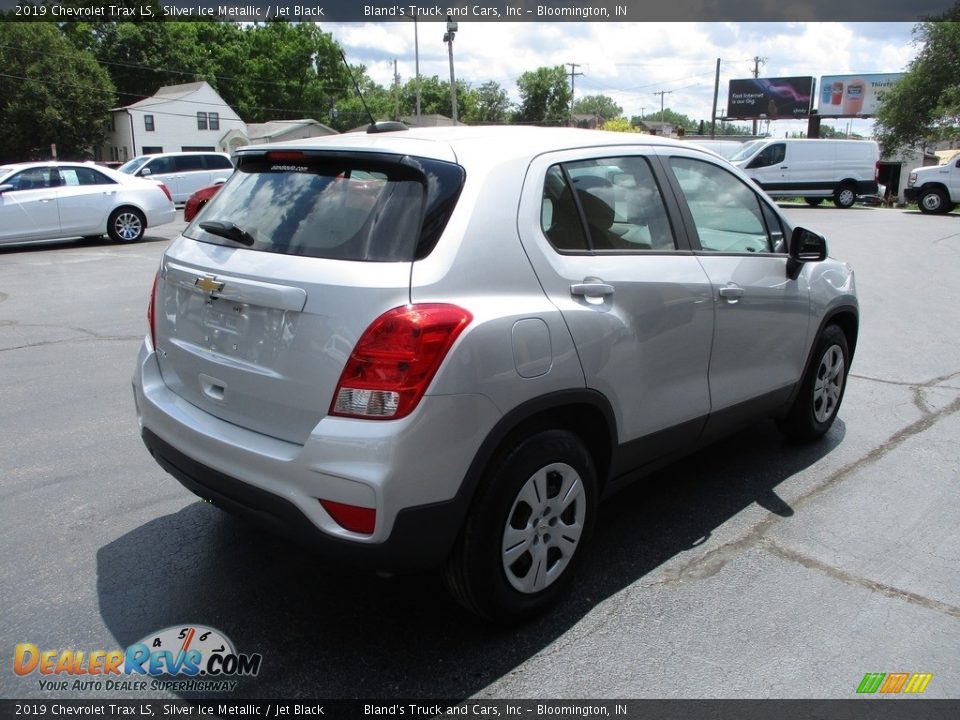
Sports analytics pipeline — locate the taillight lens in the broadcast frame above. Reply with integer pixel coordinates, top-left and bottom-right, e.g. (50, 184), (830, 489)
(147, 271), (159, 349)
(331, 304), (472, 420)
(158, 183), (173, 202)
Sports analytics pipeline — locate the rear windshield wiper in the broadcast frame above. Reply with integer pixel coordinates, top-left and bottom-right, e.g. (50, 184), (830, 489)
(199, 220), (256, 247)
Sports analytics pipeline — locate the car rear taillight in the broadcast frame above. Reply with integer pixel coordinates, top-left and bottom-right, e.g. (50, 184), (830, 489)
(330, 304), (472, 420)
(147, 271), (159, 349)
(158, 183), (173, 202)
(319, 499), (376, 535)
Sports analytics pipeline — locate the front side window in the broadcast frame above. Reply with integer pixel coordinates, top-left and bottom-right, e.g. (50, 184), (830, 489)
(144, 115), (155, 132)
(748, 143), (786, 169)
(541, 155), (676, 253)
(669, 157), (776, 254)
(5, 167), (56, 191)
(185, 152), (464, 262)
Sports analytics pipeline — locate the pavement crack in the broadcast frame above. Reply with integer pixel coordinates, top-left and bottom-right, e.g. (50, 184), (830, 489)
(657, 392), (960, 587)
(762, 538), (960, 619)
(849, 369), (960, 389)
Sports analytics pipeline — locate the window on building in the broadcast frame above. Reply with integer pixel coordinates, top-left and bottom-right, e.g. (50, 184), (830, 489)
(144, 115), (155, 132)
(197, 112), (208, 130)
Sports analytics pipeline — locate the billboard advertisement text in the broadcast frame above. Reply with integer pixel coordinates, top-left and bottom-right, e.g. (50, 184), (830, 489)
(817, 73), (902, 117)
(727, 77), (814, 120)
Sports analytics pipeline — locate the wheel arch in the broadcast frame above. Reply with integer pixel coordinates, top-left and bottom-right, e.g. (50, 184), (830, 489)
(782, 304), (859, 414)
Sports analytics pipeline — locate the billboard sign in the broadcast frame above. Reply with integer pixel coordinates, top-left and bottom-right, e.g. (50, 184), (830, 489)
(727, 77), (814, 119)
(817, 73), (903, 117)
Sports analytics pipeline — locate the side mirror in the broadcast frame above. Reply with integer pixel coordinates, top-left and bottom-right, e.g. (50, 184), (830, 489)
(788, 226), (827, 279)
(0, 183), (13, 194)
(139, 168), (152, 177)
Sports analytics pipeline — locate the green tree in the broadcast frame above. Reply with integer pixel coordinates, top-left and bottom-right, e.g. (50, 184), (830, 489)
(601, 118), (639, 133)
(514, 66), (571, 126)
(0, 23), (116, 162)
(573, 95), (623, 121)
(632, 108), (697, 131)
(875, 3), (960, 153)
(465, 81), (511, 124)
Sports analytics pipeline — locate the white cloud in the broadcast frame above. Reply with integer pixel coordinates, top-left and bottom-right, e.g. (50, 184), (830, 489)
(328, 21), (918, 136)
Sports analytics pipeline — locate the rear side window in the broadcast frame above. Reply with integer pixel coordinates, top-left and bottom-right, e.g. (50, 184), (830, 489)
(206, 155), (233, 170)
(175, 155), (205, 172)
(185, 151), (464, 262)
(541, 156), (676, 252)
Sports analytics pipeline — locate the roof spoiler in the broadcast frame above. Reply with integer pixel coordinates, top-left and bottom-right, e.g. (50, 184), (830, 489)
(367, 121), (409, 134)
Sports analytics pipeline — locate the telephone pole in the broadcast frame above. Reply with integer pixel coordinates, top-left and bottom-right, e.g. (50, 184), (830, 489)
(654, 90), (672, 128)
(751, 55), (767, 136)
(567, 62), (583, 126)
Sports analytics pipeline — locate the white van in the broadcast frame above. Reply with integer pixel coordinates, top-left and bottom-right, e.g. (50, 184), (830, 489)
(119, 152), (234, 204)
(730, 139), (879, 208)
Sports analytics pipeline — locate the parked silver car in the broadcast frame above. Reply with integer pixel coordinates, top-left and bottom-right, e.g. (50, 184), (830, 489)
(133, 127), (858, 622)
(0, 161), (176, 246)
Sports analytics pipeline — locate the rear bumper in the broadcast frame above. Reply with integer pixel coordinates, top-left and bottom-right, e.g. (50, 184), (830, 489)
(133, 340), (502, 571)
(141, 428), (464, 571)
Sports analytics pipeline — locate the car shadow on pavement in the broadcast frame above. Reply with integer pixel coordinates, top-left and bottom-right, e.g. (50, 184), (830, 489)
(95, 419), (843, 699)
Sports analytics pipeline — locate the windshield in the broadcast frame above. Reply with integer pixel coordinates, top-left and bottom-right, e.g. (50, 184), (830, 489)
(729, 140), (765, 163)
(118, 157), (149, 175)
(184, 151), (464, 262)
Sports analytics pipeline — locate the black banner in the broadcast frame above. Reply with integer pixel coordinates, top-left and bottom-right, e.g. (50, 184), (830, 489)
(2, 700), (960, 720)
(0, 0), (955, 22)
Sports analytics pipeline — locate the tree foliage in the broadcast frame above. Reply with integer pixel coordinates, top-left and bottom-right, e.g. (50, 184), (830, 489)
(514, 66), (572, 126)
(0, 23), (115, 162)
(574, 95), (623, 121)
(875, 4), (960, 153)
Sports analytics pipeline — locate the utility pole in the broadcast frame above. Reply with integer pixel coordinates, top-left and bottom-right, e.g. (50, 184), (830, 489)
(413, 10), (421, 119)
(443, 16), (458, 125)
(751, 55), (767, 136)
(654, 90), (672, 129)
(567, 62), (583, 126)
(393, 59), (401, 121)
(711, 58), (720, 138)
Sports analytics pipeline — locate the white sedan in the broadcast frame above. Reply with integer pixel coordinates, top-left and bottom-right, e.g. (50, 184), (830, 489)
(0, 161), (176, 246)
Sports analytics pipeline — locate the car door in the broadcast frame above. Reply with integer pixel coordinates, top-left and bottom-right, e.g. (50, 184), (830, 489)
(518, 149), (715, 467)
(744, 142), (788, 193)
(140, 156), (178, 199)
(55, 166), (118, 236)
(662, 153), (810, 421)
(0, 166), (60, 243)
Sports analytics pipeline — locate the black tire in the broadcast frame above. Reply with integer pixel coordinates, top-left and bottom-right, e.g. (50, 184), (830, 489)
(444, 429), (597, 624)
(918, 187), (950, 215)
(833, 184), (857, 209)
(107, 207), (146, 243)
(804, 197), (824, 207)
(778, 325), (850, 441)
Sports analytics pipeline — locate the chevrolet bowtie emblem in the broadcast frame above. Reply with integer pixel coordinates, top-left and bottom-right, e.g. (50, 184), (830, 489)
(194, 276), (225, 294)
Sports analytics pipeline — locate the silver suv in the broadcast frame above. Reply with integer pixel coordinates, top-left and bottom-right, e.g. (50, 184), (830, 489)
(133, 127), (858, 622)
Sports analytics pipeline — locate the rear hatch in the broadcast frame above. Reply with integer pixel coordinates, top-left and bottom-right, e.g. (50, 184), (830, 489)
(152, 146), (465, 445)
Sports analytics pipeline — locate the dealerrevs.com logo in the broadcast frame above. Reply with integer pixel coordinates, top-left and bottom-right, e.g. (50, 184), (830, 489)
(14, 625), (262, 693)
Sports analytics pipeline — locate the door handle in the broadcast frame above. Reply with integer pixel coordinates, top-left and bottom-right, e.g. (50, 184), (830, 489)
(571, 281), (615, 298)
(719, 284), (744, 302)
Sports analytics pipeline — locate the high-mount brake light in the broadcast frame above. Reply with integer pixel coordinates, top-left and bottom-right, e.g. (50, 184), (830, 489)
(265, 151), (306, 161)
(331, 304), (473, 420)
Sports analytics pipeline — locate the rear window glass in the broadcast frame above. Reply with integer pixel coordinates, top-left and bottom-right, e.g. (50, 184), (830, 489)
(185, 152), (463, 262)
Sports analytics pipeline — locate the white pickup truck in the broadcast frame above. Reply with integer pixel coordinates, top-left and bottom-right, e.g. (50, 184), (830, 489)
(904, 156), (960, 214)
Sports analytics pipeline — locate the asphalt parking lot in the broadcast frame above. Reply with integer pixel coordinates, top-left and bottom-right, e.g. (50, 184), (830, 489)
(1, 206), (958, 701)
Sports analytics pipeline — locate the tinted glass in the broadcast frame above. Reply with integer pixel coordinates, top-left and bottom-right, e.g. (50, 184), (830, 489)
(186, 152), (464, 262)
(58, 167), (114, 186)
(6, 167), (56, 190)
(175, 155), (205, 172)
(541, 156), (676, 252)
(206, 155), (233, 170)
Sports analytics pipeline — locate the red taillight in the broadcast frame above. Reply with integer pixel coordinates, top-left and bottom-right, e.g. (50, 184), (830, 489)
(147, 271), (159, 349)
(319, 499), (376, 535)
(330, 304), (473, 420)
(158, 183), (173, 202)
